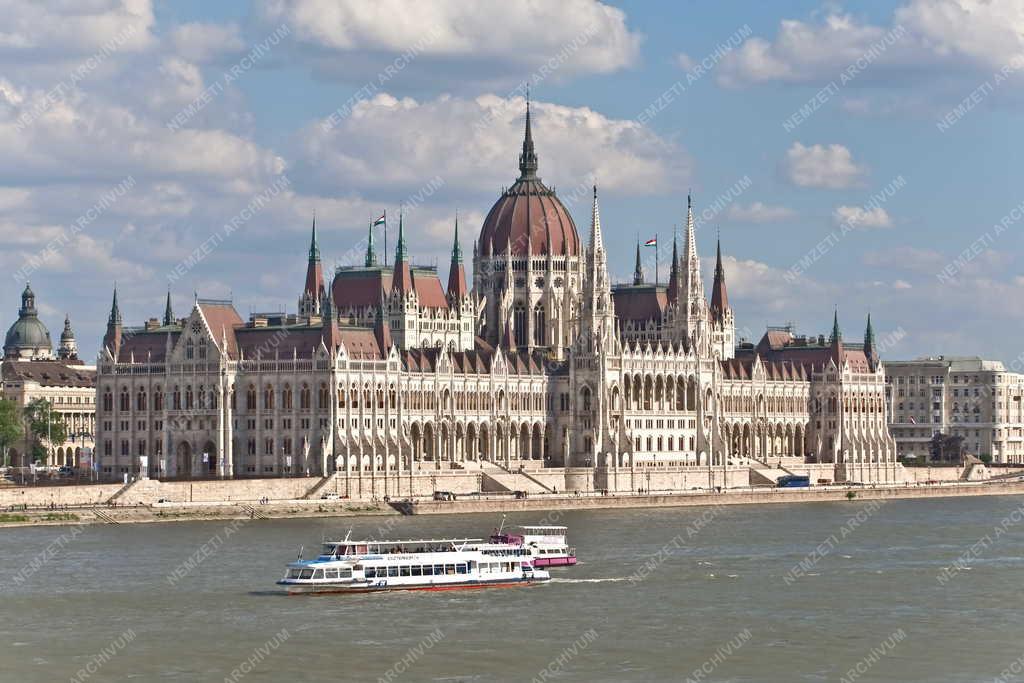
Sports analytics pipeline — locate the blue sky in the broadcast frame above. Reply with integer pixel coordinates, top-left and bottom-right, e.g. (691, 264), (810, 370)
(2, 1), (1023, 363)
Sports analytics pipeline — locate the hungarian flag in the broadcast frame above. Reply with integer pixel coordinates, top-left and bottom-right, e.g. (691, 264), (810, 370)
(909, 416), (917, 424)
(644, 238), (657, 247)
(372, 213), (386, 228)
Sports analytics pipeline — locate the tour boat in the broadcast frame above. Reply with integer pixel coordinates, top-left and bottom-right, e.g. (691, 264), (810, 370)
(276, 535), (550, 595)
(489, 525), (577, 567)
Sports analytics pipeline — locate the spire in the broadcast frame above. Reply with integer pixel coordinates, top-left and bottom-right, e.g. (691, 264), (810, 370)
(309, 214), (320, 262)
(517, 95), (539, 180)
(830, 308), (844, 365)
(666, 236), (680, 303)
(58, 314), (78, 360)
(447, 216), (469, 300)
(163, 290), (174, 326)
(589, 185), (605, 256)
(20, 282), (36, 314)
(365, 219), (377, 267)
(831, 309), (841, 343)
(392, 210), (412, 294)
(108, 286), (122, 326)
(864, 313), (878, 370)
(710, 237), (730, 320)
(633, 240), (644, 285)
(683, 192), (697, 266)
(681, 191), (705, 312)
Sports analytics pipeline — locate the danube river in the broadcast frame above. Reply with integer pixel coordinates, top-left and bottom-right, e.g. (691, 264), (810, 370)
(4, 495), (1024, 682)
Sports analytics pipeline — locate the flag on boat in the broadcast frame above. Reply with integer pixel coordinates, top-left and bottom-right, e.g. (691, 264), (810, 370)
(644, 237), (657, 247)
(372, 213), (386, 228)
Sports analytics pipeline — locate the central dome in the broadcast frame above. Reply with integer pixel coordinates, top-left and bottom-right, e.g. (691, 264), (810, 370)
(479, 102), (580, 258)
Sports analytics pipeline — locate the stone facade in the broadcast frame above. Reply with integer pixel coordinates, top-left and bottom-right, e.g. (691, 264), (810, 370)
(884, 356), (1024, 463)
(94, 107), (898, 487)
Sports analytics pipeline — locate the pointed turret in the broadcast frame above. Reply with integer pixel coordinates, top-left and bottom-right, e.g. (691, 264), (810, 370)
(680, 192), (705, 316)
(710, 237), (730, 321)
(374, 296), (392, 354)
(365, 219), (378, 267)
(864, 313), (878, 370)
(666, 236), (680, 303)
(320, 277), (341, 352)
(446, 215), (468, 300)
(581, 185), (615, 345)
(517, 94), (539, 180)
(830, 309), (844, 365)
(163, 290), (174, 326)
(633, 241), (644, 285)
(103, 286), (122, 356)
(392, 211), (412, 294)
(300, 215), (325, 317)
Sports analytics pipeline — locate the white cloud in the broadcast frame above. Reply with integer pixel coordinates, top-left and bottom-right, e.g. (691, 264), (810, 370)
(863, 246), (945, 273)
(833, 205), (892, 228)
(257, 0), (641, 86)
(718, 2), (1024, 88)
(298, 93), (690, 199)
(893, 279), (912, 289)
(0, 0), (155, 59)
(169, 22), (244, 63)
(726, 201), (795, 223)
(783, 142), (865, 189)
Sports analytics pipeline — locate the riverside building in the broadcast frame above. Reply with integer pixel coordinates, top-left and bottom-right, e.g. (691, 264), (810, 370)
(883, 356), (1024, 463)
(94, 104), (898, 491)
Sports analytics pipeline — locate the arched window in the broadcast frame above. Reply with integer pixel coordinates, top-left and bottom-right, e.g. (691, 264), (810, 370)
(185, 385), (194, 410)
(282, 385), (293, 410)
(198, 385), (206, 409)
(319, 383), (329, 409)
(300, 384), (310, 410)
(185, 338), (194, 360)
(154, 387), (163, 411)
(198, 337), (208, 360)
(136, 388), (146, 411)
(533, 303), (545, 346)
(513, 302), (527, 348)
(119, 388), (129, 412)
(103, 389), (113, 412)
(246, 385), (257, 411)
(581, 386), (592, 412)
(173, 386), (181, 410)
(263, 385), (274, 410)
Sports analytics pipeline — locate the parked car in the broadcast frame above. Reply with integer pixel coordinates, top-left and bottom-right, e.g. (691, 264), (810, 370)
(57, 466), (76, 477)
(320, 492), (340, 500)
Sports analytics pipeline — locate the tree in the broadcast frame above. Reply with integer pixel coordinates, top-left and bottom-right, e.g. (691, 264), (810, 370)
(0, 399), (21, 466)
(23, 398), (67, 465)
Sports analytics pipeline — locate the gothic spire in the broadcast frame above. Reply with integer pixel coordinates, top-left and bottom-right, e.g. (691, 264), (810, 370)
(365, 219), (377, 267)
(309, 214), (320, 262)
(163, 290), (174, 326)
(710, 236), (730, 320)
(447, 215), (468, 299)
(864, 313), (878, 370)
(108, 286), (122, 326)
(395, 210), (408, 263)
(517, 95), (539, 180)
(666, 235), (680, 303)
(392, 210), (412, 294)
(831, 309), (841, 343)
(633, 240), (644, 285)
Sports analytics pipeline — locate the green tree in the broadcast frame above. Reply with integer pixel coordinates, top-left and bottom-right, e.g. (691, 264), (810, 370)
(0, 399), (21, 466)
(23, 398), (67, 465)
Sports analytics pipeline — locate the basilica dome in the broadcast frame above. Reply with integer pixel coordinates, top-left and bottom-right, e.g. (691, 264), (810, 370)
(3, 283), (53, 360)
(478, 103), (580, 258)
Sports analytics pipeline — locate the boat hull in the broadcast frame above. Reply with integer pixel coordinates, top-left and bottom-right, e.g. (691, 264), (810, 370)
(278, 577), (547, 596)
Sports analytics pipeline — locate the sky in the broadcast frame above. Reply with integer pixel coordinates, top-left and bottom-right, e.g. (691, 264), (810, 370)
(2, 0), (1024, 364)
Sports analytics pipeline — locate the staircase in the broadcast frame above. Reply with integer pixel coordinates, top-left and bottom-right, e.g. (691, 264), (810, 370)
(479, 462), (549, 495)
(748, 458), (793, 487)
(237, 503), (270, 520)
(92, 509), (121, 525)
(303, 474), (336, 499)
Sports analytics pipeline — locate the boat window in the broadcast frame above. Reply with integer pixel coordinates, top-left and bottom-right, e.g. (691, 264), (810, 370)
(339, 569), (352, 579)
(434, 564), (445, 576)
(423, 565), (433, 576)
(321, 544), (334, 556)
(325, 569), (339, 579)
(388, 566), (399, 577)
(411, 565), (423, 576)
(287, 569), (301, 579)
(312, 569), (324, 579)
(299, 569), (314, 579)
(456, 564), (467, 574)
(400, 566), (411, 577)
(445, 564), (456, 575)
(365, 567), (377, 578)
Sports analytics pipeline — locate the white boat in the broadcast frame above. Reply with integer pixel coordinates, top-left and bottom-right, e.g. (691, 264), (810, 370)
(276, 535), (550, 595)
(490, 525), (577, 567)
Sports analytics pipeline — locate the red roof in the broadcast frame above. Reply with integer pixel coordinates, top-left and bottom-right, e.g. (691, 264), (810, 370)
(480, 178), (579, 257)
(1, 359), (95, 387)
(198, 302), (243, 358)
(612, 286), (667, 324)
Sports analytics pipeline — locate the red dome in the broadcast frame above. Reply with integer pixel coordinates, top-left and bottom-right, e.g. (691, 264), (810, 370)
(478, 99), (580, 258)
(480, 178), (579, 257)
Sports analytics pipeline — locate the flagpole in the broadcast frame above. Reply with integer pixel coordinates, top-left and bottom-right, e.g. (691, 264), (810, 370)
(383, 209), (388, 268)
(655, 232), (659, 286)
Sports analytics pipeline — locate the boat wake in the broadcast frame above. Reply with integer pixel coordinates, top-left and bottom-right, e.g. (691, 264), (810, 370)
(548, 577), (632, 584)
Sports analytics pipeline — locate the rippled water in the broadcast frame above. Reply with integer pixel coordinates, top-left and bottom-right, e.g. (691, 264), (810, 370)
(3, 496), (1024, 682)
